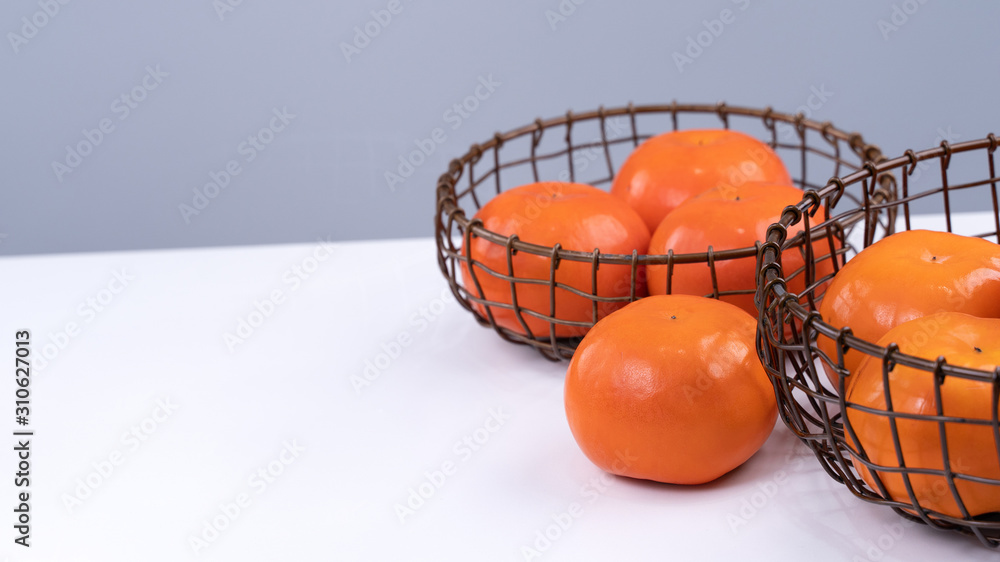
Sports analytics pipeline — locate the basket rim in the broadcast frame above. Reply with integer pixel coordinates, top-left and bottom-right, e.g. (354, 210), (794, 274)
(758, 134), (1000, 383)
(436, 101), (887, 267)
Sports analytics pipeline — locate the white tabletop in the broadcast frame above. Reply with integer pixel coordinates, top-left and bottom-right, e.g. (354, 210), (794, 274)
(0, 235), (995, 561)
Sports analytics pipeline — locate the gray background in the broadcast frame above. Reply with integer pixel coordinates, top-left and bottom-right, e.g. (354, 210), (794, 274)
(1, 0), (997, 256)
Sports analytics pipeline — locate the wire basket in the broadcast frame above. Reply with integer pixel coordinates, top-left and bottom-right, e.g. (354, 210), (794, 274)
(435, 102), (891, 360)
(756, 134), (1000, 548)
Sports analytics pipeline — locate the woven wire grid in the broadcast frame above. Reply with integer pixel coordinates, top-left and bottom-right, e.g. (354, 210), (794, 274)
(756, 134), (1000, 548)
(435, 102), (890, 360)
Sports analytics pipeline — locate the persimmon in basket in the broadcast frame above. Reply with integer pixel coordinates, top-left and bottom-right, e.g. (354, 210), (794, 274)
(818, 229), (1000, 390)
(564, 295), (777, 485)
(611, 129), (792, 232)
(647, 181), (838, 317)
(459, 182), (650, 338)
(846, 312), (1000, 518)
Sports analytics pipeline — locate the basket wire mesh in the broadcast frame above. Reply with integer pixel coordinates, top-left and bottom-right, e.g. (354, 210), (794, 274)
(757, 134), (1000, 548)
(435, 102), (891, 360)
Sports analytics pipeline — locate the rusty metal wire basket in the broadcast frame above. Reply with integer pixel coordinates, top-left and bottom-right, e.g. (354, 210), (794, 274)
(435, 102), (889, 360)
(757, 134), (1000, 548)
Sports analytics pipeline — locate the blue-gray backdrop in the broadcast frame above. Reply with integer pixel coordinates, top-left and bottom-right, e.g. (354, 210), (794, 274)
(2, 0), (997, 255)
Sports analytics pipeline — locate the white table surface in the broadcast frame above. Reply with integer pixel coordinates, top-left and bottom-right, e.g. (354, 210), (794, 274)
(1, 233), (997, 561)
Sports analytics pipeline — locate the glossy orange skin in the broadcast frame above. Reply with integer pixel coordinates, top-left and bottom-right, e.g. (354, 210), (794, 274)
(564, 295), (778, 485)
(647, 182), (836, 317)
(847, 312), (1000, 517)
(819, 230), (1000, 389)
(610, 129), (792, 232)
(460, 182), (651, 338)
